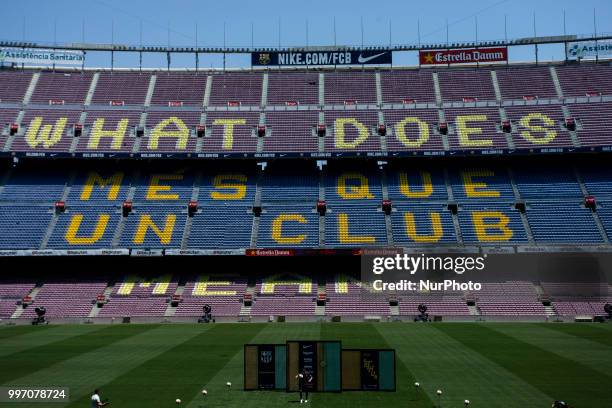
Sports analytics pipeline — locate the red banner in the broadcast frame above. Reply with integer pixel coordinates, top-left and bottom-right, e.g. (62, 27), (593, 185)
(419, 47), (507, 65)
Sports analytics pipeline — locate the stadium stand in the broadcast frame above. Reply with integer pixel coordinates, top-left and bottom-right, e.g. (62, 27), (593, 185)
(495, 66), (558, 100)
(555, 64), (612, 97)
(473, 281), (546, 316)
(0, 70), (32, 103)
(174, 275), (247, 317)
(437, 68), (497, 102)
(1, 271), (610, 321)
(150, 72), (207, 106)
(0, 282), (35, 318)
(97, 275), (178, 317)
(324, 71), (377, 105)
(263, 111), (320, 152)
(2, 62), (612, 323)
(3, 63), (612, 157)
(379, 70), (437, 104)
(29, 71), (93, 104)
(1, 159), (612, 249)
(325, 277), (390, 316)
(209, 72), (263, 106)
(267, 71), (319, 105)
(91, 72), (151, 106)
(21, 281), (107, 318)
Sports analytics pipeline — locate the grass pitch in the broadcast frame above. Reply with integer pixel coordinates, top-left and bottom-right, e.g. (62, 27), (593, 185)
(0, 322), (611, 407)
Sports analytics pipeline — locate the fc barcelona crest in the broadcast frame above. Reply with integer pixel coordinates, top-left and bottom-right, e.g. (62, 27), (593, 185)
(259, 53), (271, 65)
(260, 350), (273, 364)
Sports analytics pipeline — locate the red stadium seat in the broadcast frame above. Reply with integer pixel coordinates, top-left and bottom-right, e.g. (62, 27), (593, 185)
(73, 123), (83, 137)
(585, 196), (596, 210)
(501, 120), (512, 133)
(196, 125), (206, 137)
(377, 124), (387, 136)
(257, 125), (266, 137)
(438, 121), (448, 135)
(317, 124), (326, 137)
(188, 200), (198, 216)
(317, 200), (327, 216)
(54, 201), (66, 214)
(122, 200), (133, 217)
(382, 199), (392, 215)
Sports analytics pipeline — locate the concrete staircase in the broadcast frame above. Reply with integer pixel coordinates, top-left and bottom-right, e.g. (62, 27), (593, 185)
(40, 172), (76, 249)
(574, 166), (610, 243)
(533, 283), (557, 318)
(315, 283), (326, 316)
(468, 304), (481, 316)
(240, 284), (256, 317)
(261, 72), (269, 107)
(11, 285), (42, 318)
(443, 168), (463, 244)
(389, 304), (400, 316)
(84, 72), (100, 106)
(164, 282), (186, 317)
(543, 305), (557, 318)
(23, 72), (40, 105)
(88, 283), (115, 318)
(144, 74), (156, 107)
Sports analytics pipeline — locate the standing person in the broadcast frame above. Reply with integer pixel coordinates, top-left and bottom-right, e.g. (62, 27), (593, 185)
(91, 389), (109, 407)
(296, 368), (313, 403)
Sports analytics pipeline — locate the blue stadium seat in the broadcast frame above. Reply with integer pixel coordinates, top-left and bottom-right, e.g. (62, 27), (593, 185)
(391, 204), (457, 245)
(387, 169), (447, 202)
(513, 167), (582, 199)
(325, 204), (387, 247)
(119, 205), (186, 248)
(198, 171), (256, 205)
(47, 207), (119, 249)
(257, 205), (319, 247)
(579, 166), (612, 198)
(595, 201), (612, 240)
(188, 205), (253, 248)
(324, 169), (382, 204)
(0, 171), (68, 202)
(132, 172), (194, 203)
(261, 171), (318, 203)
(0, 207), (52, 249)
(66, 171), (130, 204)
(526, 202), (603, 243)
(458, 203), (528, 244)
(449, 168), (514, 202)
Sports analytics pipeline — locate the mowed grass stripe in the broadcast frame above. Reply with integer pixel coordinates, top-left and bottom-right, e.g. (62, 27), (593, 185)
(1, 325), (206, 408)
(378, 323), (549, 408)
(0, 325), (102, 358)
(52, 325), (211, 408)
(68, 323), (265, 408)
(0, 324), (146, 385)
(315, 322), (433, 408)
(0, 324), (58, 340)
(437, 323), (612, 408)
(592, 323), (612, 332)
(491, 324), (612, 378)
(185, 322), (322, 408)
(538, 323), (612, 348)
